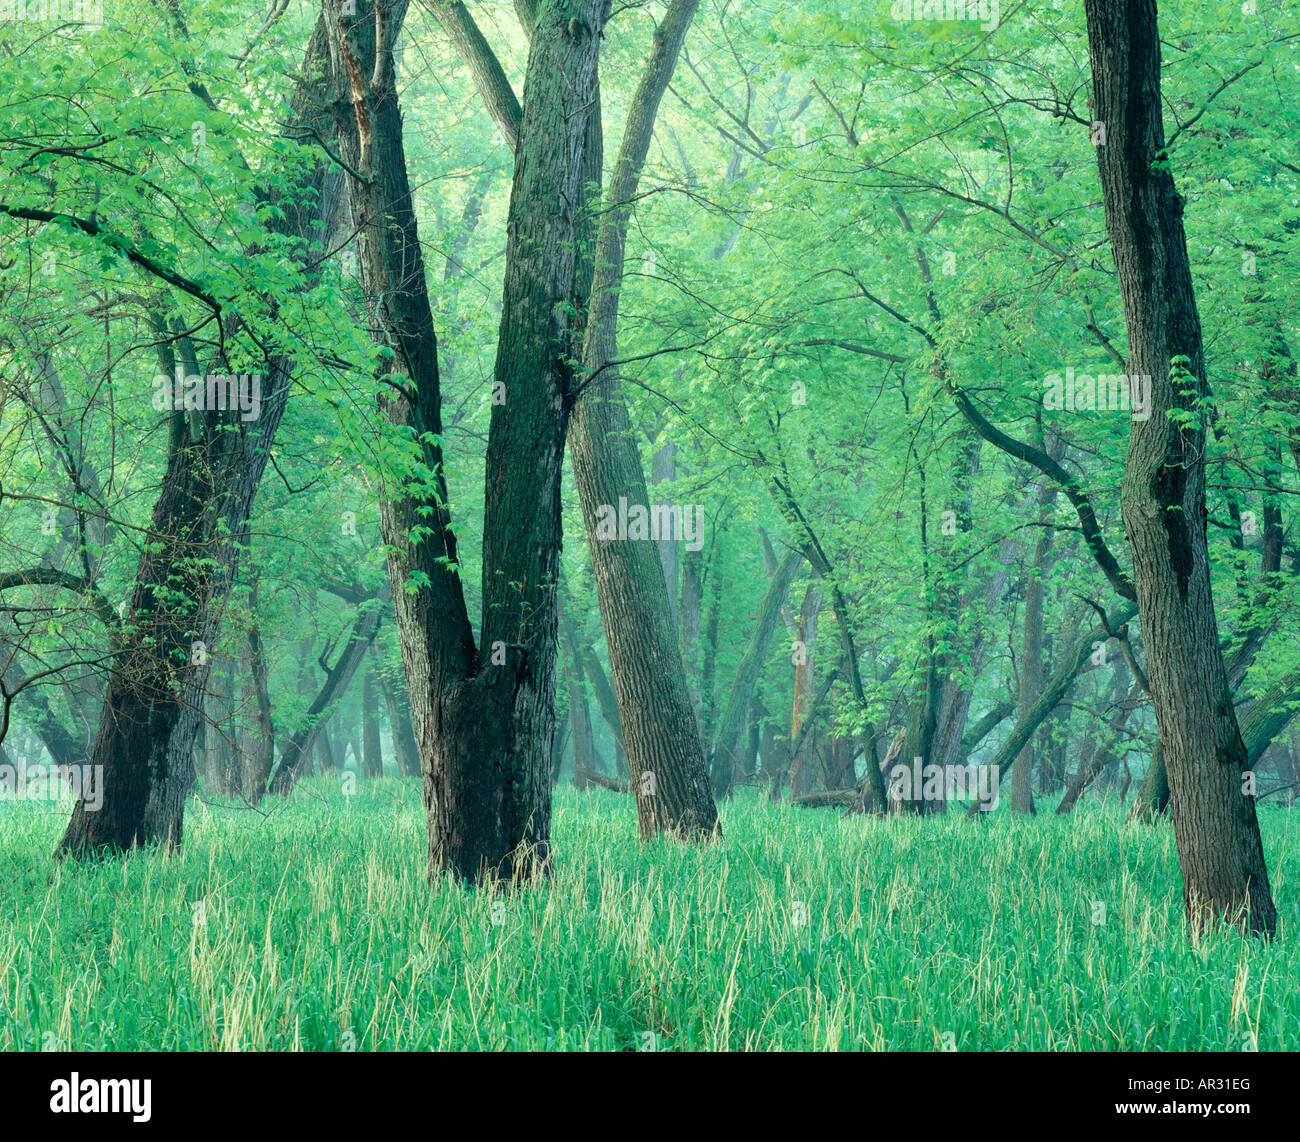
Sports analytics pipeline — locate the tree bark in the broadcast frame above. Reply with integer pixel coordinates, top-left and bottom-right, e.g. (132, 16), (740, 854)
(1084, 0), (1277, 936)
(565, 0), (719, 838)
(329, 0), (606, 881)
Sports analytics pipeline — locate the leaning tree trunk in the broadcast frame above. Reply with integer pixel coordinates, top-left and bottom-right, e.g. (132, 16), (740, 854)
(709, 548), (801, 797)
(566, 0), (718, 839)
(270, 588), (387, 795)
(1084, 0), (1277, 936)
(55, 17), (335, 857)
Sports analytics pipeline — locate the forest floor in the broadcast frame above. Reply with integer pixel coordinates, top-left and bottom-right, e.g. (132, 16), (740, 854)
(2, 781), (1296, 1050)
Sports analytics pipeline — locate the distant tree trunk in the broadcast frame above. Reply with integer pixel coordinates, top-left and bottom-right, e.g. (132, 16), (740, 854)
(1085, 0), (1277, 935)
(577, 641), (626, 776)
(789, 584), (823, 800)
(1011, 476), (1053, 815)
(380, 672), (420, 778)
(313, 728), (332, 776)
(743, 715), (761, 783)
(559, 594), (598, 791)
(966, 603), (1136, 817)
(270, 591), (386, 795)
(756, 695), (778, 785)
(550, 710), (570, 787)
(1129, 742), (1170, 822)
(362, 667), (383, 779)
(1057, 665), (1134, 815)
(244, 592), (277, 802)
(651, 438), (681, 630)
(709, 548), (800, 797)
(681, 548), (704, 724)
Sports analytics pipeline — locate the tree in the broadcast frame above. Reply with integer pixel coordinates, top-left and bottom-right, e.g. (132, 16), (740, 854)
(1082, 0), (1277, 936)
(324, 0), (606, 882)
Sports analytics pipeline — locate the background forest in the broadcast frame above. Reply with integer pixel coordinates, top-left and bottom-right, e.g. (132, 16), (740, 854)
(1, 0), (1298, 1052)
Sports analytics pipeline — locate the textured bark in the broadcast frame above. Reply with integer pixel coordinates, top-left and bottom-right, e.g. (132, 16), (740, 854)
(429, 0), (715, 839)
(1085, 0), (1277, 935)
(423, 1), (523, 149)
(57, 355), (294, 855)
(566, 0), (718, 839)
(329, 0), (604, 881)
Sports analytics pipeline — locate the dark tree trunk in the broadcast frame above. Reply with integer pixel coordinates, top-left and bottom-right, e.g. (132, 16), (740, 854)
(1085, 0), (1277, 936)
(329, 0), (606, 882)
(55, 18), (335, 857)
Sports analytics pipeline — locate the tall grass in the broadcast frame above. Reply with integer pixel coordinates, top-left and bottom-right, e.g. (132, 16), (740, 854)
(1, 780), (1295, 1050)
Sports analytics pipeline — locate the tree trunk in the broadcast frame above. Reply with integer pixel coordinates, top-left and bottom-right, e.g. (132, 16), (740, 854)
(380, 670), (420, 778)
(709, 547), (801, 797)
(1084, 0), (1277, 936)
(362, 666), (383, 779)
(1011, 476), (1054, 815)
(789, 583), (824, 800)
(565, 0), (718, 839)
(55, 17), (334, 857)
(331, 0), (607, 881)
(270, 590), (387, 794)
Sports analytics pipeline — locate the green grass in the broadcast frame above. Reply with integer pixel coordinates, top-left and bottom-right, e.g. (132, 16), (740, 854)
(1, 780), (1296, 1050)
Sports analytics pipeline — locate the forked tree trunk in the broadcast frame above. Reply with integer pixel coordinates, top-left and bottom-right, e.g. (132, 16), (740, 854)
(330, 0), (606, 881)
(1084, 0), (1276, 936)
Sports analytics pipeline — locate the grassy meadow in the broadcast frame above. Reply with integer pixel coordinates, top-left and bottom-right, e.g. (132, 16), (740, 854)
(2, 781), (1296, 1051)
